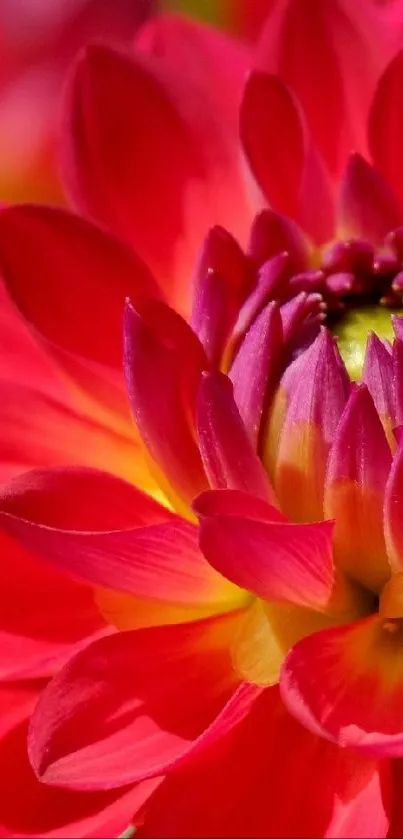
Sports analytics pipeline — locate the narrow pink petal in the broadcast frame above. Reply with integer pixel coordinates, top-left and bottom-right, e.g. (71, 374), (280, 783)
(196, 371), (276, 503)
(28, 612), (246, 789)
(190, 226), (250, 366)
(362, 333), (395, 445)
(229, 302), (284, 449)
(324, 384), (392, 591)
(273, 329), (350, 521)
(0, 467), (236, 607)
(369, 51), (403, 208)
(124, 298), (208, 508)
(281, 614), (403, 758)
(384, 439), (403, 572)
(194, 488), (335, 611)
(137, 686), (391, 839)
(338, 153), (402, 244)
(393, 338), (403, 427)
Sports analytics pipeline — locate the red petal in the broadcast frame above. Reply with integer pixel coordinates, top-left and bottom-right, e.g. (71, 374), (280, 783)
(369, 51), (403, 208)
(281, 614), (403, 758)
(324, 384), (391, 591)
(272, 329), (350, 522)
(240, 70), (334, 243)
(196, 371), (276, 503)
(137, 686), (391, 838)
(257, 0), (390, 177)
(0, 527), (105, 680)
(64, 23), (252, 312)
(0, 466), (237, 609)
(0, 682), (160, 838)
(338, 153), (402, 244)
(124, 298), (208, 509)
(362, 333), (395, 446)
(195, 488), (335, 611)
(28, 612), (245, 789)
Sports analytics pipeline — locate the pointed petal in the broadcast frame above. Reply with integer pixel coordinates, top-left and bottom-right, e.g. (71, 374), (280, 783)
(194, 488), (336, 611)
(28, 611), (246, 789)
(0, 467), (239, 609)
(124, 298), (208, 509)
(271, 329), (350, 521)
(392, 338), (403, 427)
(362, 332), (396, 447)
(229, 302), (284, 449)
(197, 371), (276, 503)
(281, 614), (403, 758)
(247, 208), (309, 272)
(190, 226), (250, 366)
(324, 384), (391, 591)
(338, 153), (402, 244)
(384, 440), (403, 573)
(369, 51), (403, 209)
(0, 682), (160, 839)
(137, 686), (391, 839)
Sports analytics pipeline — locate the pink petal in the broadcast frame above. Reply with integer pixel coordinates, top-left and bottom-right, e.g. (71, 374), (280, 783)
(362, 332), (396, 445)
(281, 614), (403, 758)
(240, 70), (335, 243)
(196, 371), (276, 503)
(124, 298), (208, 509)
(0, 467), (237, 608)
(190, 226), (251, 366)
(393, 338), (403, 427)
(0, 682), (160, 838)
(272, 329), (350, 521)
(369, 51), (403, 208)
(28, 611), (246, 789)
(338, 153), (402, 244)
(247, 208), (309, 272)
(137, 686), (391, 839)
(194, 488), (335, 611)
(256, 0), (391, 177)
(229, 302), (284, 450)
(384, 439), (403, 572)
(64, 19), (252, 312)
(324, 384), (391, 591)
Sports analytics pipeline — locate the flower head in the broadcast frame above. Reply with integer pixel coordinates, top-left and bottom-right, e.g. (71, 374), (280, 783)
(3, 2), (403, 836)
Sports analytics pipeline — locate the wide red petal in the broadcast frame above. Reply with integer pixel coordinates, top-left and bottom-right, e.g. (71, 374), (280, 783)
(137, 686), (391, 838)
(124, 297), (208, 510)
(0, 681), (160, 838)
(0, 467), (239, 609)
(338, 153), (402, 244)
(28, 611), (246, 789)
(281, 614), (403, 758)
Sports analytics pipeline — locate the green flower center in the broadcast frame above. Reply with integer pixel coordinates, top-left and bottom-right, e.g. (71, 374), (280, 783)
(333, 305), (403, 380)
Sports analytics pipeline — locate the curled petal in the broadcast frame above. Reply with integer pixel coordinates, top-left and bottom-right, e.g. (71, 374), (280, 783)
(281, 615), (403, 758)
(124, 298), (208, 509)
(324, 385), (391, 592)
(194, 488), (336, 612)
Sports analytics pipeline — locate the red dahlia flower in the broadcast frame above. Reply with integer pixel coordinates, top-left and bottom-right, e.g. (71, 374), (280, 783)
(3, 2), (403, 836)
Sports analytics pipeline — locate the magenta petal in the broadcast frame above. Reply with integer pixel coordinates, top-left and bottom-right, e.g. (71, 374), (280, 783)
(247, 209), (309, 272)
(124, 297), (208, 508)
(338, 153), (402, 244)
(362, 333), (395, 442)
(230, 302), (284, 450)
(197, 371), (277, 503)
(195, 488), (335, 611)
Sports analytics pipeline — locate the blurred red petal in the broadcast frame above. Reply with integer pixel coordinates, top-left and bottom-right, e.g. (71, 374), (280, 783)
(369, 51), (403, 208)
